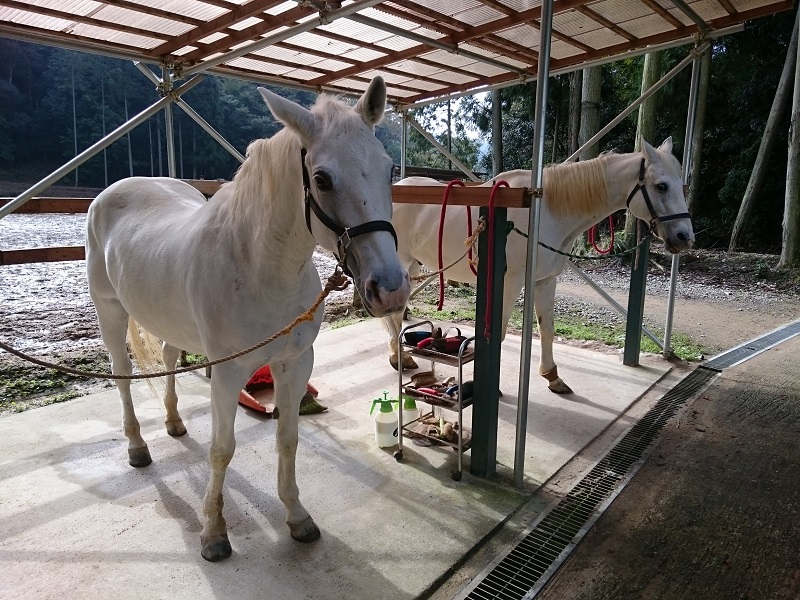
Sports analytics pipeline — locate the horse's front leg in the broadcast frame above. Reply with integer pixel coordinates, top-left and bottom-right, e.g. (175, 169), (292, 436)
(200, 363), (244, 562)
(535, 276), (573, 394)
(385, 310), (418, 371)
(271, 350), (321, 543)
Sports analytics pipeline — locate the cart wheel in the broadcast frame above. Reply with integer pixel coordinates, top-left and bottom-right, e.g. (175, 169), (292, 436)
(393, 449), (403, 461)
(451, 471), (462, 481)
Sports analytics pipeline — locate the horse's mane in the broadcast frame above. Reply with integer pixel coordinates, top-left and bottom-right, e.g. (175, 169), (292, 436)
(221, 93), (357, 234)
(543, 154), (611, 217)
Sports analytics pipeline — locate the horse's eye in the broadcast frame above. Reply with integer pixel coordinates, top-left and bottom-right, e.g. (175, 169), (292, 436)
(314, 172), (332, 190)
(655, 182), (668, 192)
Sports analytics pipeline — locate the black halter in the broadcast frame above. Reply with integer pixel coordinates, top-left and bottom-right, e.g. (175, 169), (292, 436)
(625, 158), (691, 233)
(300, 148), (398, 277)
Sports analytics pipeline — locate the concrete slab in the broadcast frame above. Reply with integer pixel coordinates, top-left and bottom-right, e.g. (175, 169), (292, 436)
(0, 319), (671, 600)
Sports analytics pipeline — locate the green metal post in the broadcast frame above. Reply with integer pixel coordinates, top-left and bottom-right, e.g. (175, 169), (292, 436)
(623, 225), (651, 366)
(471, 206), (507, 477)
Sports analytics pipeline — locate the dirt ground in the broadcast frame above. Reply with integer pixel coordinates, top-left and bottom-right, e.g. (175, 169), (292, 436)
(536, 328), (800, 600)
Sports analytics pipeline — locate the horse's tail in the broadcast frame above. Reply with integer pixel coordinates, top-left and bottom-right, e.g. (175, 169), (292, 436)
(127, 317), (163, 395)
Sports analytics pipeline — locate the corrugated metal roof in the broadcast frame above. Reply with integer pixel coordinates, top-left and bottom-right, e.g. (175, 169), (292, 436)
(0, 0), (792, 106)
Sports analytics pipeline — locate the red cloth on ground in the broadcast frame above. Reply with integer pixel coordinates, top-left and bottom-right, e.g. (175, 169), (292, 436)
(246, 365), (318, 396)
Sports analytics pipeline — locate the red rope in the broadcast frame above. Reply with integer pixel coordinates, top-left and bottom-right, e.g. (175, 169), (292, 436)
(438, 180), (466, 311)
(484, 180), (508, 339)
(588, 215), (615, 254)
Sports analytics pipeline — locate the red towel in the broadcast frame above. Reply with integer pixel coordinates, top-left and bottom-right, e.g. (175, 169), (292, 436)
(246, 365), (318, 397)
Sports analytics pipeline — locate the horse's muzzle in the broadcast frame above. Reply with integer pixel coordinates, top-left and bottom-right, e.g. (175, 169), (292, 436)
(358, 271), (410, 317)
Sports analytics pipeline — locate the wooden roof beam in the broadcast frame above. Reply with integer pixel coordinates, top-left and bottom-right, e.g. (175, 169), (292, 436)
(149, 0), (286, 57)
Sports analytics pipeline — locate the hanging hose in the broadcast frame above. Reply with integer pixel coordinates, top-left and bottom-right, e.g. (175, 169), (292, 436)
(588, 214), (615, 254)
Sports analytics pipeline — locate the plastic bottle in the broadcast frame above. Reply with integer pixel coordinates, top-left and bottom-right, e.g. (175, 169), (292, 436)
(370, 391), (398, 448)
(400, 393), (420, 426)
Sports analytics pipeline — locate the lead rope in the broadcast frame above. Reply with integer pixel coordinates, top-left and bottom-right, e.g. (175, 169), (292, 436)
(0, 268), (351, 380)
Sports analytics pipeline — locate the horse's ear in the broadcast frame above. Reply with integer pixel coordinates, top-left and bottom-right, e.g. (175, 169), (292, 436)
(258, 87), (316, 142)
(641, 138), (658, 163)
(659, 136), (674, 155)
(355, 76), (387, 127)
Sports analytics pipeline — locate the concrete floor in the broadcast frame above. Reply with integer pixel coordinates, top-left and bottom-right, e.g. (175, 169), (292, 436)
(0, 319), (673, 600)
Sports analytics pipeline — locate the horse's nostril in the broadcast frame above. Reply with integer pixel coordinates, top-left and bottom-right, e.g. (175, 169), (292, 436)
(364, 277), (380, 303)
(677, 231), (689, 242)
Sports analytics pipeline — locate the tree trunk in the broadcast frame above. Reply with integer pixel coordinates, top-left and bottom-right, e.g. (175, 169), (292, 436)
(687, 47), (712, 216)
(780, 14), (800, 269)
(579, 67), (601, 161)
(624, 51), (662, 246)
(577, 67), (601, 248)
(730, 10), (800, 250)
(568, 71), (582, 157)
(492, 89), (503, 176)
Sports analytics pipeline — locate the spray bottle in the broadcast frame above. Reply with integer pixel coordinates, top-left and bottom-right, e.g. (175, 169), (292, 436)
(400, 393), (420, 426)
(370, 391), (398, 448)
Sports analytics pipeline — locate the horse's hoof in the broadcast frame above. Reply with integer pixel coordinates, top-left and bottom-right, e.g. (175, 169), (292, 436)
(201, 535), (232, 562)
(402, 356), (419, 370)
(548, 378), (573, 394)
(165, 420), (187, 437)
(289, 516), (321, 543)
(128, 446), (152, 468)
(389, 357), (400, 371)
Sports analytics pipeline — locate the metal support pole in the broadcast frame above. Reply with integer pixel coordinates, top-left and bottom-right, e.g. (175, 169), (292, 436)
(0, 76), (204, 220)
(623, 227), (651, 366)
(136, 61), (244, 164)
(471, 206), (507, 478)
(492, 89), (503, 176)
(664, 47), (703, 356)
(514, 0), (554, 488)
(162, 66), (177, 178)
(400, 111), (407, 179)
(566, 261), (663, 348)
(405, 113), (480, 181)
(176, 98), (245, 163)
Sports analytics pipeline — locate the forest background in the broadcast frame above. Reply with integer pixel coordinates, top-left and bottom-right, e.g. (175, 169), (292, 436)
(0, 9), (796, 254)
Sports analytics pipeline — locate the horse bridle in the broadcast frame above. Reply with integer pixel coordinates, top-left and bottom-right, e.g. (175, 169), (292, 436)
(625, 157), (691, 233)
(300, 148), (397, 277)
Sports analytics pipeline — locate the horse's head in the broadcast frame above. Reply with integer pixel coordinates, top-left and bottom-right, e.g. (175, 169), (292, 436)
(257, 76), (410, 317)
(629, 137), (695, 253)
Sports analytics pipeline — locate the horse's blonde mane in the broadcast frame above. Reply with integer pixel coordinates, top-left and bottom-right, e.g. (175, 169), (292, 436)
(221, 93), (358, 234)
(543, 154), (611, 217)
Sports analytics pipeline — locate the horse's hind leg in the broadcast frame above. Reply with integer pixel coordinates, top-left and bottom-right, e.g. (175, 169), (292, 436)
(535, 277), (572, 394)
(94, 299), (152, 467)
(162, 342), (187, 437)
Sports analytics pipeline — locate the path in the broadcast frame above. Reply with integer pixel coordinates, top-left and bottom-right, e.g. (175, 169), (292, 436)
(537, 329), (800, 599)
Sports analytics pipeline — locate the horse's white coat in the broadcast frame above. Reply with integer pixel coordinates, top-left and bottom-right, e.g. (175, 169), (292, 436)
(386, 138), (694, 393)
(86, 76), (409, 561)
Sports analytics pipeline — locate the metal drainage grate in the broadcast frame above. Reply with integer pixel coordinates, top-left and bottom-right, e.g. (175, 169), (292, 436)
(705, 320), (800, 370)
(459, 367), (718, 600)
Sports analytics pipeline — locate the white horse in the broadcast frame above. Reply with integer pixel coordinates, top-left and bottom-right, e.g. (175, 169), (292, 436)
(86, 76), (410, 561)
(385, 138), (694, 393)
